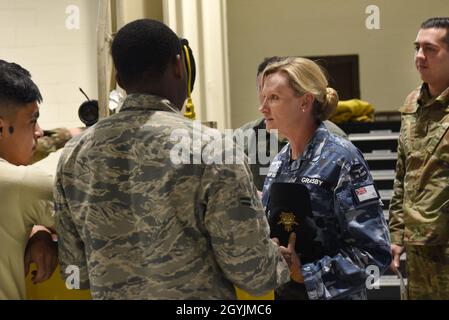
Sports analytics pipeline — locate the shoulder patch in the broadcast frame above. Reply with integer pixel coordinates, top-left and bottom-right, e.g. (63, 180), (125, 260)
(239, 196), (253, 207)
(354, 184), (379, 203)
(350, 163), (368, 182)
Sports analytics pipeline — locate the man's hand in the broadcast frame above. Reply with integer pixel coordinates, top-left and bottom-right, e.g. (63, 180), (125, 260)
(24, 227), (58, 284)
(390, 244), (404, 273)
(279, 232), (304, 283)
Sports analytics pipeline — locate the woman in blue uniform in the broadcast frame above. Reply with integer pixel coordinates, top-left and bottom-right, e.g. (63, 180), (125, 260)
(259, 57), (391, 300)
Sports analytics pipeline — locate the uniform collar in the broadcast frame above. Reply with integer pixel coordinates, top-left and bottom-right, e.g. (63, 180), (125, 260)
(281, 122), (329, 167)
(434, 86), (449, 110)
(119, 93), (181, 114)
(417, 83), (449, 107)
(400, 83), (449, 114)
(0, 157), (15, 167)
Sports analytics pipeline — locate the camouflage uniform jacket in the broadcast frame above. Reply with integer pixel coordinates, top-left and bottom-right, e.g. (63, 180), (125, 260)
(389, 84), (449, 246)
(32, 128), (72, 163)
(262, 123), (391, 300)
(54, 93), (289, 299)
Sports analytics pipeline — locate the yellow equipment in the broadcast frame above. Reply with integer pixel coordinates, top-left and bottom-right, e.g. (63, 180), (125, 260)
(26, 264), (91, 300)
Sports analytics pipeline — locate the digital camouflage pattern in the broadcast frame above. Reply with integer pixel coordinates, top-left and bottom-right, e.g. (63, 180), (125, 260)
(32, 128), (72, 163)
(389, 84), (449, 300)
(262, 123), (391, 300)
(389, 84), (449, 246)
(54, 93), (290, 300)
(406, 245), (449, 299)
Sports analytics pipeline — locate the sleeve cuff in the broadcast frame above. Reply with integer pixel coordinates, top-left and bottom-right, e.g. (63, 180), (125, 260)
(302, 263), (321, 300)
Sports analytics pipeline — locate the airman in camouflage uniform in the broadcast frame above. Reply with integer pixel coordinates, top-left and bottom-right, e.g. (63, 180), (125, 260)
(389, 17), (449, 299)
(32, 128), (72, 163)
(55, 93), (290, 299)
(262, 123), (391, 300)
(54, 19), (290, 300)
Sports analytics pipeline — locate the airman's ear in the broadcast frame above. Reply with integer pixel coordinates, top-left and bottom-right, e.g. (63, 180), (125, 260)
(116, 73), (123, 89)
(174, 54), (185, 80)
(0, 117), (4, 137)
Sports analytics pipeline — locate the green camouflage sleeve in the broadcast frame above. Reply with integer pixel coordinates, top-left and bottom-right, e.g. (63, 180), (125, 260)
(54, 152), (90, 290)
(32, 128), (72, 163)
(201, 159), (289, 296)
(389, 127), (406, 246)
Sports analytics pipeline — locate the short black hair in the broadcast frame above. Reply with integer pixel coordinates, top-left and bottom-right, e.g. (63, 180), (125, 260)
(111, 19), (182, 86)
(257, 56), (286, 76)
(0, 60), (42, 106)
(421, 17), (449, 47)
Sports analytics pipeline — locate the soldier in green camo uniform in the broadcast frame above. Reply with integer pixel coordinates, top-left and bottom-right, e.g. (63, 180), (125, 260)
(54, 19), (291, 299)
(389, 17), (449, 299)
(32, 128), (73, 163)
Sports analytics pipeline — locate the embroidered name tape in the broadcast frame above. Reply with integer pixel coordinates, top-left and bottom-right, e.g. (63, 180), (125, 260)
(300, 177), (323, 186)
(299, 177), (332, 191)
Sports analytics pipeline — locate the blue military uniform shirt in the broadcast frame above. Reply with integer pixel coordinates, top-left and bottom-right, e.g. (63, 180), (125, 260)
(262, 123), (391, 300)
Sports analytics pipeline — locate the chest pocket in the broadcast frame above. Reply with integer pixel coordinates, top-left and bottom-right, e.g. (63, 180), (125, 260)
(426, 119), (449, 162)
(401, 114), (415, 157)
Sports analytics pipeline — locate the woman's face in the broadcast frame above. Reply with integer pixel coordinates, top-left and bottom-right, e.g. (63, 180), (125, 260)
(259, 71), (304, 136)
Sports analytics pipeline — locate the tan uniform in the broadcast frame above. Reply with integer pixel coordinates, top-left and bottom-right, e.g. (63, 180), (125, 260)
(0, 158), (54, 299)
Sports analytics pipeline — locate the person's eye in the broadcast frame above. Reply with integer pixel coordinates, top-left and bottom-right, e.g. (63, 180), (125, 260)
(270, 95), (279, 101)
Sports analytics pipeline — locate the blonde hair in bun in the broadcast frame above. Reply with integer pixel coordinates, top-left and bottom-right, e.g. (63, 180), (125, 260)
(262, 57), (339, 121)
(318, 87), (338, 121)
